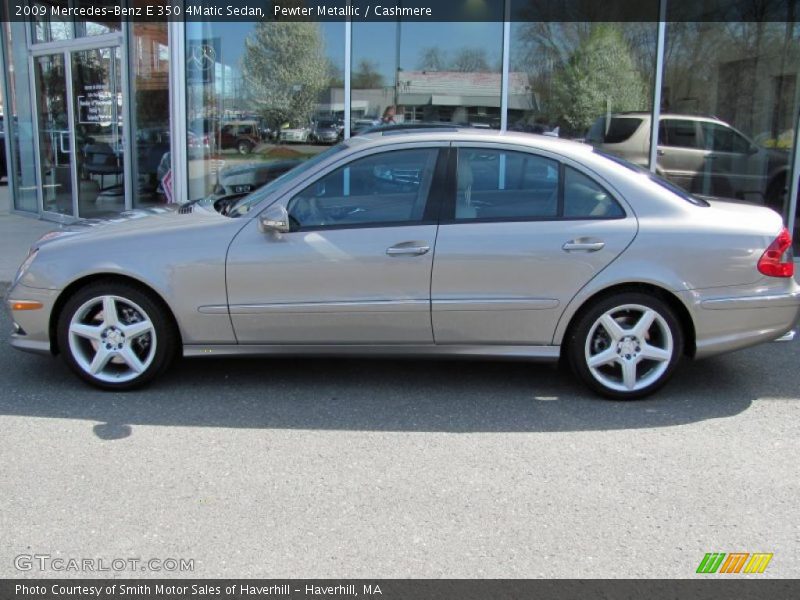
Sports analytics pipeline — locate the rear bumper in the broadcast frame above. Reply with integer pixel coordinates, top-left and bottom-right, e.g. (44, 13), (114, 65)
(5, 283), (59, 355)
(682, 286), (800, 358)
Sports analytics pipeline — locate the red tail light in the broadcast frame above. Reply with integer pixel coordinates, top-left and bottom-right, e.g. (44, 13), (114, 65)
(758, 227), (794, 277)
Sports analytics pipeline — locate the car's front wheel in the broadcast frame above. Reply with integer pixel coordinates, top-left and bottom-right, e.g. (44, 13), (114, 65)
(57, 281), (177, 390)
(567, 292), (684, 400)
(237, 140), (252, 155)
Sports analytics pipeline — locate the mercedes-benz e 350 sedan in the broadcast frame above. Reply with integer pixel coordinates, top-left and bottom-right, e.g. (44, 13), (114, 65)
(7, 130), (800, 398)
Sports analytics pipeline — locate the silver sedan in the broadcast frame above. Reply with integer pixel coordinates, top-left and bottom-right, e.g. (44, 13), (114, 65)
(7, 130), (800, 398)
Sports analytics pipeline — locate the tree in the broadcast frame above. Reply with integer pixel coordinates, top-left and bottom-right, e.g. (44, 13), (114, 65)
(241, 21), (328, 127)
(417, 47), (447, 71)
(351, 59), (385, 89)
(550, 24), (647, 134)
(450, 47), (491, 73)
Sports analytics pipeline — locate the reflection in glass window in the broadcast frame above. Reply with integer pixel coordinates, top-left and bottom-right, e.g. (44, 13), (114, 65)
(287, 149), (438, 229)
(351, 19), (504, 135)
(564, 166), (624, 219)
(659, 119), (701, 149)
(510, 16), (657, 147)
(455, 149), (558, 220)
(186, 21), (344, 201)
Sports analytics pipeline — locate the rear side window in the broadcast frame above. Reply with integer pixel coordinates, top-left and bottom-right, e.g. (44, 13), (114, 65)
(455, 149), (558, 220)
(659, 119), (701, 149)
(564, 167), (624, 219)
(587, 117), (643, 144)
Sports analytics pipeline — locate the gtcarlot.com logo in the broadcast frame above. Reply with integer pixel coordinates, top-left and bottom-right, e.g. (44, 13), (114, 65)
(14, 554), (194, 573)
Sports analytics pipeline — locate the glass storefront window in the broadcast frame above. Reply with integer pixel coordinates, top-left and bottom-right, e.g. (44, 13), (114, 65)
(131, 22), (170, 209)
(662, 17), (800, 253)
(351, 18), (505, 134)
(510, 18), (658, 154)
(185, 21), (345, 202)
(31, 1), (120, 43)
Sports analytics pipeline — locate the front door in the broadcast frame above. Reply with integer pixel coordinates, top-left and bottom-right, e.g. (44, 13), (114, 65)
(226, 146), (445, 344)
(431, 145), (638, 345)
(33, 42), (126, 219)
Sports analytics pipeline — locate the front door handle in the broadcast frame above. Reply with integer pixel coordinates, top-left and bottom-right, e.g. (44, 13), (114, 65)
(386, 243), (431, 257)
(562, 240), (605, 252)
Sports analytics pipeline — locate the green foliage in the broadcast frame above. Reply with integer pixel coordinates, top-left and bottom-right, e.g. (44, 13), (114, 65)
(242, 21), (328, 127)
(551, 24), (647, 133)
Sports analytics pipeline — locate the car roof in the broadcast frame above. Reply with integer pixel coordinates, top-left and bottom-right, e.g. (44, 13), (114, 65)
(347, 128), (593, 156)
(606, 112), (727, 124)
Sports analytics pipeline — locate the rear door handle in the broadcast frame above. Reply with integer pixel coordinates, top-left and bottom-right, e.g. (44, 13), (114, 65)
(386, 243), (431, 257)
(562, 240), (605, 252)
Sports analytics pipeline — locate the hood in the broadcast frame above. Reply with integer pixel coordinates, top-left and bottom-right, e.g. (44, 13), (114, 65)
(32, 205), (219, 250)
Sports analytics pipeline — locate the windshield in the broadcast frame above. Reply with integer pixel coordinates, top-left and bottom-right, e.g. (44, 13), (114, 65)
(594, 149), (709, 207)
(225, 144), (348, 217)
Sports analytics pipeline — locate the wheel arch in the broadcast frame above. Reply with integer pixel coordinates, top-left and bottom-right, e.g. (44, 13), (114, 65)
(49, 273), (183, 356)
(559, 282), (697, 359)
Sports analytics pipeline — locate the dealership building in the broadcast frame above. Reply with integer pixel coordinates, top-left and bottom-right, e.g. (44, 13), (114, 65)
(1, 0), (799, 254)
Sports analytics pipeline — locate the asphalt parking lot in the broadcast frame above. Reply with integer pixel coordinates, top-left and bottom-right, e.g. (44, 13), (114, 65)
(0, 286), (798, 578)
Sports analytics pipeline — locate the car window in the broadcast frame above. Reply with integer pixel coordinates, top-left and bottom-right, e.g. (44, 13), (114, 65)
(455, 149), (558, 220)
(659, 119), (701, 149)
(286, 148), (439, 230)
(701, 122), (752, 153)
(587, 117), (643, 144)
(563, 166), (624, 219)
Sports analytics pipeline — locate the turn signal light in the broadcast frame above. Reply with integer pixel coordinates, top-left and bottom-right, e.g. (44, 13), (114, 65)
(758, 227), (794, 278)
(10, 301), (43, 311)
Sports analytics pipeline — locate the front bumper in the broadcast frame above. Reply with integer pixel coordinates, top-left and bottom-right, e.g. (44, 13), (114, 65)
(5, 283), (59, 355)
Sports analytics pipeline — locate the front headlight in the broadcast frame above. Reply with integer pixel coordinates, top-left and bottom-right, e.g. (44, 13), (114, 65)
(14, 248), (39, 286)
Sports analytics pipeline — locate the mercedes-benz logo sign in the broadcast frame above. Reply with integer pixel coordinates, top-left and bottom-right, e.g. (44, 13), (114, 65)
(188, 44), (216, 72)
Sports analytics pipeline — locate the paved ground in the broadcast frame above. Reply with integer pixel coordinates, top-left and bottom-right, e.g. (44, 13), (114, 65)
(0, 283), (798, 578)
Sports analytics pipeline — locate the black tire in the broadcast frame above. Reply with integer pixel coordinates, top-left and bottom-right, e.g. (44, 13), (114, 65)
(566, 292), (684, 400)
(237, 140), (252, 155)
(57, 280), (178, 391)
(765, 174), (786, 213)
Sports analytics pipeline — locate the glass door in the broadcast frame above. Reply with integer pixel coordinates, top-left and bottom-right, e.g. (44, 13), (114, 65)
(72, 46), (125, 218)
(34, 53), (73, 217)
(33, 43), (125, 219)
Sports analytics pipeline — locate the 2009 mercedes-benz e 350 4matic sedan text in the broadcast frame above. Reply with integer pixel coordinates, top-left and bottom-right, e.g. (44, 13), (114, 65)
(7, 130), (800, 399)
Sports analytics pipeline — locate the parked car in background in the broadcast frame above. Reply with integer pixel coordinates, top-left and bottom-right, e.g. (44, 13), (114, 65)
(310, 119), (343, 144)
(280, 121), (312, 143)
(197, 159), (302, 215)
(219, 120), (262, 155)
(8, 129), (798, 398)
(587, 113), (790, 210)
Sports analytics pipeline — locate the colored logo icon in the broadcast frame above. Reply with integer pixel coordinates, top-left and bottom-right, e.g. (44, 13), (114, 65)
(696, 553), (773, 574)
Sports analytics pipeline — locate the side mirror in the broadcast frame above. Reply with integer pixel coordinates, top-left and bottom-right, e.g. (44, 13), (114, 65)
(258, 205), (290, 234)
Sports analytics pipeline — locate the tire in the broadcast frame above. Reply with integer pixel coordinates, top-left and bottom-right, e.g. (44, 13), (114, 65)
(57, 281), (178, 390)
(566, 292), (684, 400)
(237, 140), (252, 155)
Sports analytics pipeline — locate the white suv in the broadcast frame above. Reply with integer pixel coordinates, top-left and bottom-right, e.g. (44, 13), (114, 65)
(587, 113), (789, 210)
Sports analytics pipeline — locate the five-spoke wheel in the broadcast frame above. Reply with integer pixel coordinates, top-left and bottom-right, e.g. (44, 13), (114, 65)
(57, 281), (177, 390)
(568, 293), (683, 399)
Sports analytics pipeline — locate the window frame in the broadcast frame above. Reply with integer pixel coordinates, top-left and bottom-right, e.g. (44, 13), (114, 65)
(281, 145), (449, 233)
(440, 145), (628, 224)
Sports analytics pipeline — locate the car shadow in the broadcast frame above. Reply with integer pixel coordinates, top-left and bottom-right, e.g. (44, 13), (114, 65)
(2, 331), (788, 439)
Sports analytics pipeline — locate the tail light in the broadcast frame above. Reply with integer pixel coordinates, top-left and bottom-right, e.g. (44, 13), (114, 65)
(758, 227), (794, 277)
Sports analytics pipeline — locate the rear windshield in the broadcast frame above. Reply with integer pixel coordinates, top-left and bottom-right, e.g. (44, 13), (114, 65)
(587, 117), (643, 144)
(594, 149), (709, 207)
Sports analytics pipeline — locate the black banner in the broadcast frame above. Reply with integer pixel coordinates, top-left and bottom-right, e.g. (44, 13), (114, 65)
(2, 580), (800, 600)
(2, 0), (799, 22)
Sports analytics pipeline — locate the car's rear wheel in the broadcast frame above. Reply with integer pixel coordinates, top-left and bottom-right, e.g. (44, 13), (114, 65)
(567, 292), (683, 400)
(57, 281), (177, 390)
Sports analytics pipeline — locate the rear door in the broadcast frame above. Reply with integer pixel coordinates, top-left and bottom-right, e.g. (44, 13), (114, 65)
(431, 144), (638, 345)
(657, 118), (708, 192)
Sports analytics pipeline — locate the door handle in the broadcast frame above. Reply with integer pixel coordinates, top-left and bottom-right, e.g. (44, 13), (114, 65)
(386, 243), (431, 257)
(562, 240), (605, 252)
